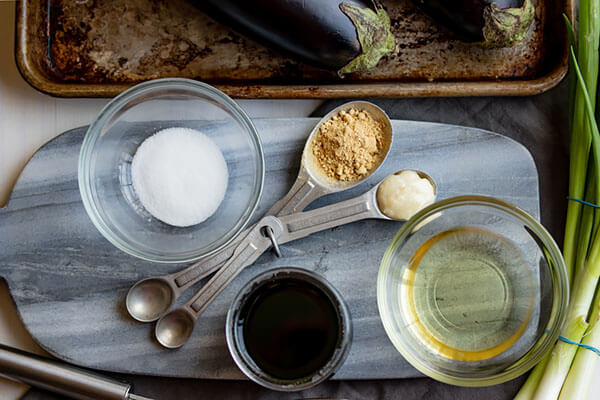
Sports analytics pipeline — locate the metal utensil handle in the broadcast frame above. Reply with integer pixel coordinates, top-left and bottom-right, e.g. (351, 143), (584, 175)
(172, 233), (242, 290)
(265, 175), (328, 216)
(0, 344), (131, 400)
(280, 190), (383, 244)
(188, 217), (280, 317)
(171, 176), (325, 290)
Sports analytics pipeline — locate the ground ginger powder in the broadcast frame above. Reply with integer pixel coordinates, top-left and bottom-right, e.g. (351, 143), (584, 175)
(312, 108), (385, 181)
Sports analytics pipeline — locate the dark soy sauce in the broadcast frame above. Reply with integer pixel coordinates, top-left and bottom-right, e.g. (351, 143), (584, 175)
(240, 278), (341, 380)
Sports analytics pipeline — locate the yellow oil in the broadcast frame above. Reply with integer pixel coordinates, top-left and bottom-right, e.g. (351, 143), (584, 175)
(400, 226), (535, 361)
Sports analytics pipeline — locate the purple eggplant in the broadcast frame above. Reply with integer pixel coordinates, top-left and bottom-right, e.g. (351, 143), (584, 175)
(413, 0), (535, 47)
(194, 0), (395, 75)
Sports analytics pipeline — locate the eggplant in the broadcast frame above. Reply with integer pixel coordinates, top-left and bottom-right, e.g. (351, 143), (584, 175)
(194, 0), (395, 76)
(413, 0), (535, 47)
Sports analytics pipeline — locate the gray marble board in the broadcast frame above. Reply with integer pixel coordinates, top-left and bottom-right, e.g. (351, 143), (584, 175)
(0, 118), (539, 380)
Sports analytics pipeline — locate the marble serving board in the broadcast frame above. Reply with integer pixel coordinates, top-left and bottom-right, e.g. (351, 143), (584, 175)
(0, 118), (539, 380)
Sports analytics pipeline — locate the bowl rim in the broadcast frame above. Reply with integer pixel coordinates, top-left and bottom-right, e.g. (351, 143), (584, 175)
(78, 78), (265, 263)
(377, 195), (569, 387)
(225, 266), (353, 391)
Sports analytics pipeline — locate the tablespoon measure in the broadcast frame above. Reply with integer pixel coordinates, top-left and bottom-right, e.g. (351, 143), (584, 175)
(155, 170), (437, 348)
(126, 101), (392, 322)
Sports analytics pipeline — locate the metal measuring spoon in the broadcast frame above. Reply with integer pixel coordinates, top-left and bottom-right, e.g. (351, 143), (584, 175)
(125, 101), (393, 322)
(154, 170), (436, 348)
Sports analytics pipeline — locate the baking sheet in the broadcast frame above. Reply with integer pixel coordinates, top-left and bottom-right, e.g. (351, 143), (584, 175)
(16, 0), (571, 98)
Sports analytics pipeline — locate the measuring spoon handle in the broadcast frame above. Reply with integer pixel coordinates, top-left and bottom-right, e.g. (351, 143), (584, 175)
(187, 217), (281, 318)
(266, 173), (328, 216)
(170, 232), (243, 293)
(279, 189), (386, 244)
(169, 175), (325, 291)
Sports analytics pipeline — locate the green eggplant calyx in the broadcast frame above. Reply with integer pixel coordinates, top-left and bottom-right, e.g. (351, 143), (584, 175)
(337, 2), (395, 77)
(481, 0), (535, 47)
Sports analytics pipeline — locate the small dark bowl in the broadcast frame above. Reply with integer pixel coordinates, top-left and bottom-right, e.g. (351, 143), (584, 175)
(225, 267), (352, 391)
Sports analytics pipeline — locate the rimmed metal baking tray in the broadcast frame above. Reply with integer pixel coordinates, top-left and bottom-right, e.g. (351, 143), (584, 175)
(16, 0), (572, 98)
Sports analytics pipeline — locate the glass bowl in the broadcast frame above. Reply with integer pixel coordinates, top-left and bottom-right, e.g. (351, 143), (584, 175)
(79, 78), (264, 263)
(226, 267), (352, 391)
(377, 195), (568, 386)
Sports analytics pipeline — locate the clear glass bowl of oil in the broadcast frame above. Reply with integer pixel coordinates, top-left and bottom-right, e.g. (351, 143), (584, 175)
(377, 196), (568, 386)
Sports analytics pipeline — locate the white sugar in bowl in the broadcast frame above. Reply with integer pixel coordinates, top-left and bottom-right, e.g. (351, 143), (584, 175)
(79, 78), (264, 263)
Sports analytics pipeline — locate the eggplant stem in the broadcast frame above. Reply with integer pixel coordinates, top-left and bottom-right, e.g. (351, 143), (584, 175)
(337, 2), (395, 76)
(481, 0), (535, 47)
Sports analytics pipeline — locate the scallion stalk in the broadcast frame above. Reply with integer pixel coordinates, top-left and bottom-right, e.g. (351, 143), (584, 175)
(516, 2), (600, 398)
(563, 0), (599, 286)
(530, 44), (600, 400)
(559, 288), (600, 399)
(574, 174), (595, 279)
(513, 355), (550, 400)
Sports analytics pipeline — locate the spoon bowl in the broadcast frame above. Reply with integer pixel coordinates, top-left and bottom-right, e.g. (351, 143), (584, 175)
(267, 101), (392, 216)
(372, 169), (438, 221)
(407, 170), (436, 196)
(155, 308), (196, 349)
(302, 101), (393, 191)
(126, 278), (175, 322)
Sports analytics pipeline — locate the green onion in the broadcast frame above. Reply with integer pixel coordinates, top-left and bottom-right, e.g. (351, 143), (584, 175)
(563, 0), (599, 287)
(529, 47), (600, 400)
(574, 169), (596, 279)
(515, 2), (600, 398)
(559, 289), (600, 399)
(513, 355), (550, 400)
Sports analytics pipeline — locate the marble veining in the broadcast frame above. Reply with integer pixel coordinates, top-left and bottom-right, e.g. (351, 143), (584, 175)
(0, 118), (539, 379)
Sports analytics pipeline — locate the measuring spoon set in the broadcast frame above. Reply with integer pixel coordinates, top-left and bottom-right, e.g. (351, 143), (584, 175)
(125, 101), (436, 348)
